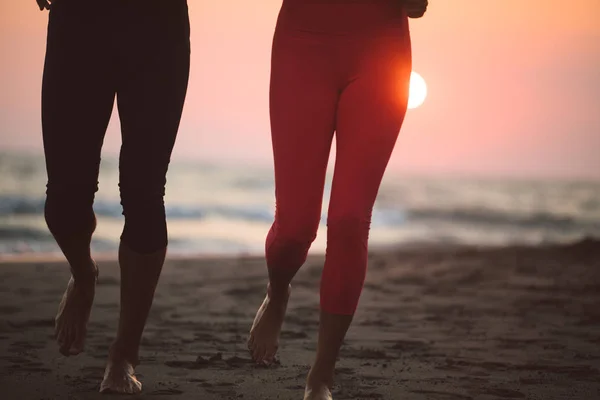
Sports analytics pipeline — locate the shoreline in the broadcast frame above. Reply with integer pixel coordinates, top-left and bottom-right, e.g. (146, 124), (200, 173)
(1, 236), (597, 265)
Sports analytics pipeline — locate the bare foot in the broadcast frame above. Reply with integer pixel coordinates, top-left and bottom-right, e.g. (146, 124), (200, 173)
(304, 385), (333, 400)
(54, 263), (98, 356)
(99, 359), (142, 394)
(247, 284), (290, 365)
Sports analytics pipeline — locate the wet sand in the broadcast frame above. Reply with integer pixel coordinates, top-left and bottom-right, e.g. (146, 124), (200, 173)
(1, 239), (599, 399)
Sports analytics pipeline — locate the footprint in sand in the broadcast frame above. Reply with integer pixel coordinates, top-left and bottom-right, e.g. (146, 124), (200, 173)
(0, 306), (21, 315)
(410, 390), (473, 400)
(149, 388), (185, 395)
(164, 353), (256, 371)
(341, 347), (393, 360)
(484, 388), (525, 398)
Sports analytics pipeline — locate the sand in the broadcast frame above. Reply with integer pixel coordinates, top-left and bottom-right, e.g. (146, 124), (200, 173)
(0, 239), (599, 400)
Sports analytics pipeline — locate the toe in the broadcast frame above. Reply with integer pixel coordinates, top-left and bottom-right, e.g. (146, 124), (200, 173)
(122, 375), (142, 394)
(133, 378), (142, 393)
(264, 344), (278, 364)
(69, 345), (83, 355)
(54, 318), (60, 340)
(59, 343), (71, 356)
(251, 343), (260, 362)
(64, 324), (75, 352)
(253, 343), (266, 364)
(59, 330), (73, 356)
(55, 326), (64, 346)
(99, 380), (113, 394)
(70, 325), (86, 355)
(57, 326), (70, 355)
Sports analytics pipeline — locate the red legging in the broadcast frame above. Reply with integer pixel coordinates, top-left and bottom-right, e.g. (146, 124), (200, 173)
(266, 0), (412, 315)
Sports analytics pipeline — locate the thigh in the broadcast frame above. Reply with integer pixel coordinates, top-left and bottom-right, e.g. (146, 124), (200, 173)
(42, 1), (115, 188)
(116, 1), (191, 192)
(329, 30), (411, 217)
(269, 24), (339, 229)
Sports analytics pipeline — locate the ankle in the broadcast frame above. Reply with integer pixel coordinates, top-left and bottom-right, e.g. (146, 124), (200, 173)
(307, 366), (334, 389)
(109, 340), (139, 367)
(267, 282), (291, 302)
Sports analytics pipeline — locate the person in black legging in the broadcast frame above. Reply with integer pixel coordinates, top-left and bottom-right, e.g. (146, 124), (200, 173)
(37, 0), (190, 394)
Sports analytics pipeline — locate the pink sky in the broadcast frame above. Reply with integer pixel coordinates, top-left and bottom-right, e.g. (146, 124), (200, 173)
(1, 0), (599, 180)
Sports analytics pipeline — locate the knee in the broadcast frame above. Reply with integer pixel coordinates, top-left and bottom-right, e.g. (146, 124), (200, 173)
(119, 181), (168, 254)
(44, 182), (97, 237)
(324, 213), (371, 283)
(278, 220), (319, 246)
(119, 176), (166, 210)
(326, 213), (371, 246)
(265, 216), (320, 268)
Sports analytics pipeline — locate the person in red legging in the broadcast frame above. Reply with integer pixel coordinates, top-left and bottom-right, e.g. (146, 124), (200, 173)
(248, 0), (428, 398)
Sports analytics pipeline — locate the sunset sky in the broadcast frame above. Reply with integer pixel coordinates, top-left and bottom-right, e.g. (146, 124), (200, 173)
(1, 0), (599, 180)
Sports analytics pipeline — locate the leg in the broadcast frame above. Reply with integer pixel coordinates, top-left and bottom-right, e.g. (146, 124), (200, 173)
(306, 24), (412, 398)
(42, 1), (115, 356)
(99, 1), (190, 394)
(248, 18), (339, 365)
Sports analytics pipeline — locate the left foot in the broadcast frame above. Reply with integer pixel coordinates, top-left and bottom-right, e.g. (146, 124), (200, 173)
(54, 262), (98, 356)
(99, 358), (142, 394)
(247, 284), (290, 365)
(304, 384), (333, 400)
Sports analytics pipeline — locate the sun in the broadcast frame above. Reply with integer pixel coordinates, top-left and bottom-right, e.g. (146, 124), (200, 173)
(407, 71), (427, 110)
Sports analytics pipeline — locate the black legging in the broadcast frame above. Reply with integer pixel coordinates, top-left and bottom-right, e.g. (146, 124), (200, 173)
(41, 0), (190, 253)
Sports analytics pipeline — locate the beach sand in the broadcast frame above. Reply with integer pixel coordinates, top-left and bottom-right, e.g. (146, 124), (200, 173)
(0, 239), (599, 399)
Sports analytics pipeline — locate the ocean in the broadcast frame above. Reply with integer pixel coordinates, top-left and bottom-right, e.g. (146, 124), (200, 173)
(1, 152), (599, 256)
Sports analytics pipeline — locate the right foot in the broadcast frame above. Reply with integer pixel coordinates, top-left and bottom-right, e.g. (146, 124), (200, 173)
(247, 284), (290, 365)
(99, 358), (142, 394)
(54, 262), (98, 356)
(304, 385), (333, 400)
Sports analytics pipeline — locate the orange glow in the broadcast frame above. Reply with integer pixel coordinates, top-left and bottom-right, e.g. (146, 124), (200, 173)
(1, 0), (599, 180)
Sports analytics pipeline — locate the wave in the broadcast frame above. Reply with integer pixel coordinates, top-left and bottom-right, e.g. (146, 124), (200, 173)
(405, 207), (600, 232)
(0, 226), (53, 241)
(0, 195), (272, 221)
(0, 196), (46, 216)
(1, 194), (598, 235)
(0, 226), (117, 254)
